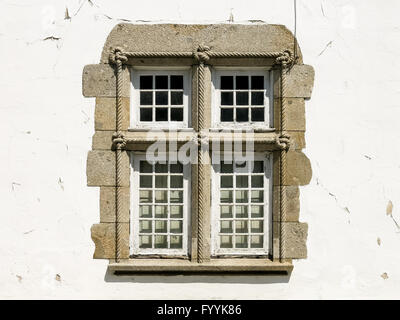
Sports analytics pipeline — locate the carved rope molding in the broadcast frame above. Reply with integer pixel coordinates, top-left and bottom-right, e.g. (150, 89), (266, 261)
(109, 46), (293, 263)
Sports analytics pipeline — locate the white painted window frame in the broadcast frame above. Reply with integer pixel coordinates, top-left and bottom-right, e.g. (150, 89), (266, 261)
(130, 152), (191, 256)
(130, 67), (192, 129)
(211, 67), (274, 129)
(210, 152), (273, 256)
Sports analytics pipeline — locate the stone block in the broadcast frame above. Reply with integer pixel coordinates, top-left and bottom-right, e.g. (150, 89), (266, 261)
(95, 97), (130, 130)
(273, 150), (312, 186)
(92, 130), (114, 150)
(273, 186), (300, 222)
(91, 223), (130, 259)
(100, 187), (130, 223)
(274, 98), (306, 131)
(272, 222), (308, 259)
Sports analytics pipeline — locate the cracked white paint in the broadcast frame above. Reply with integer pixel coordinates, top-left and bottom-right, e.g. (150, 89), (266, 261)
(1, 0), (400, 299)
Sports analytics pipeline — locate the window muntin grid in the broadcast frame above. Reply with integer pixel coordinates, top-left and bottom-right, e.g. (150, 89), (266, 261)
(212, 69), (273, 128)
(131, 154), (190, 255)
(211, 154), (272, 255)
(131, 69), (191, 128)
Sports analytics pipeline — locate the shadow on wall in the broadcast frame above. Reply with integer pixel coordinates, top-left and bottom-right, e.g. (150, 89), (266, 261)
(104, 268), (291, 284)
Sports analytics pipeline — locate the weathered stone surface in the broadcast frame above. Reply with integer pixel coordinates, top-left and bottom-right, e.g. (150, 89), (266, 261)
(287, 131), (305, 150)
(82, 64), (130, 98)
(100, 187), (130, 223)
(92, 130), (114, 150)
(87, 150), (130, 186)
(272, 150), (311, 186)
(192, 65), (211, 130)
(283, 222), (308, 259)
(95, 97), (130, 130)
(100, 24), (302, 64)
(273, 186), (300, 222)
(274, 98), (306, 131)
(91, 223), (130, 259)
(285, 65), (314, 99)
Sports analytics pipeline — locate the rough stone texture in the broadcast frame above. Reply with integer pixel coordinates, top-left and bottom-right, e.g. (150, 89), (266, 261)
(283, 222), (308, 259)
(284, 65), (314, 99)
(286, 151), (312, 186)
(95, 97), (130, 130)
(91, 223), (130, 259)
(274, 98), (306, 131)
(87, 150), (130, 187)
(82, 64), (130, 98)
(273, 186), (300, 222)
(287, 131), (306, 150)
(100, 187), (130, 223)
(192, 65), (212, 130)
(100, 24), (303, 64)
(92, 130), (114, 150)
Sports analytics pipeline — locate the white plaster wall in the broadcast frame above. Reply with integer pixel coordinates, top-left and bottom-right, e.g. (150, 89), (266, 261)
(1, 0), (399, 299)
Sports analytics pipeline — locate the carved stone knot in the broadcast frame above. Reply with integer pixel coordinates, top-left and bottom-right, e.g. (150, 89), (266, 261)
(194, 45), (210, 63)
(276, 50), (294, 67)
(275, 132), (291, 150)
(112, 132), (127, 150)
(109, 47), (128, 65)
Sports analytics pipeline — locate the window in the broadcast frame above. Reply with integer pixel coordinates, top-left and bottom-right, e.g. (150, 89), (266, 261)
(131, 69), (191, 128)
(130, 154), (191, 256)
(211, 154), (272, 256)
(212, 69), (273, 128)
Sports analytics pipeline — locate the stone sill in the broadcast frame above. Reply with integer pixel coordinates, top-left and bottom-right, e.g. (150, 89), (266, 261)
(108, 259), (293, 275)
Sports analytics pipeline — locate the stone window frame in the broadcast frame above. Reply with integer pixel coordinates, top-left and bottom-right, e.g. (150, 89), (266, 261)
(83, 24), (314, 275)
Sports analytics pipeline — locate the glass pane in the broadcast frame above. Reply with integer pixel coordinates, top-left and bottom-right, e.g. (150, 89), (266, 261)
(220, 205), (233, 218)
(155, 205), (168, 218)
(251, 92), (264, 105)
(221, 175), (233, 188)
(236, 161), (247, 174)
(140, 91), (152, 105)
(221, 108), (233, 122)
(235, 205), (248, 218)
(251, 190), (264, 203)
(236, 76), (249, 89)
(171, 91), (183, 105)
(139, 190), (152, 203)
(253, 161), (264, 173)
(220, 190), (233, 203)
(155, 190), (167, 203)
(154, 220), (167, 233)
(170, 190), (183, 203)
(139, 205), (152, 218)
(220, 220), (233, 233)
(251, 205), (264, 218)
(170, 75), (183, 89)
(235, 235), (248, 248)
(236, 92), (249, 105)
(170, 175), (183, 188)
(155, 107), (168, 121)
(140, 108), (152, 121)
(251, 175), (263, 188)
(170, 163), (183, 173)
(235, 190), (248, 203)
(251, 220), (263, 233)
(139, 235), (152, 248)
(221, 92), (233, 105)
(155, 76), (168, 89)
(251, 235), (263, 248)
(140, 175), (152, 188)
(155, 235), (168, 248)
(170, 235), (182, 248)
(236, 175), (248, 188)
(235, 220), (248, 233)
(251, 108), (264, 122)
(221, 76), (233, 89)
(221, 162), (233, 173)
(140, 161), (152, 173)
(140, 76), (153, 89)
(170, 220), (183, 233)
(155, 92), (168, 106)
(171, 108), (183, 121)
(139, 220), (152, 233)
(155, 175), (168, 188)
(220, 235), (233, 248)
(236, 108), (249, 122)
(251, 76), (264, 89)
(170, 205), (183, 218)
(155, 163), (168, 173)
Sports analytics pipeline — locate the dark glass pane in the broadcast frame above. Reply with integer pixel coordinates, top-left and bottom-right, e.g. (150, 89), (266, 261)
(170, 75), (183, 89)
(236, 108), (249, 122)
(155, 76), (168, 89)
(140, 108), (152, 121)
(236, 92), (249, 105)
(171, 91), (183, 105)
(155, 163), (168, 173)
(253, 161), (264, 173)
(140, 76), (153, 89)
(171, 108), (183, 121)
(251, 91), (264, 105)
(155, 91), (168, 105)
(221, 76), (233, 89)
(251, 108), (264, 122)
(140, 91), (152, 105)
(140, 175), (152, 188)
(155, 108), (168, 121)
(236, 76), (248, 89)
(170, 163), (183, 173)
(221, 108), (233, 122)
(221, 162), (233, 173)
(221, 92), (233, 105)
(251, 76), (264, 89)
(140, 161), (153, 173)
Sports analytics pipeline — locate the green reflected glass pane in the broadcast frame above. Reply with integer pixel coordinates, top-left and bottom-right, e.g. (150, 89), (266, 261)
(139, 190), (152, 203)
(250, 235), (263, 248)
(220, 205), (233, 218)
(170, 235), (182, 248)
(220, 220), (233, 233)
(170, 205), (183, 218)
(251, 175), (263, 188)
(170, 190), (183, 203)
(155, 175), (168, 188)
(139, 220), (152, 233)
(154, 205), (168, 218)
(155, 190), (167, 203)
(154, 235), (168, 248)
(139, 205), (152, 218)
(170, 220), (183, 233)
(140, 175), (152, 188)
(251, 190), (263, 203)
(139, 235), (152, 248)
(221, 175), (233, 188)
(236, 175), (248, 188)
(251, 205), (264, 218)
(220, 190), (233, 203)
(170, 175), (183, 188)
(235, 205), (248, 218)
(235, 235), (248, 248)
(235, 190), (248, 203)
(235, 220), (248, 233)
(220, 235), (233, 248)
(251, 220), (263, 233)
(155, 220), (167, 233)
